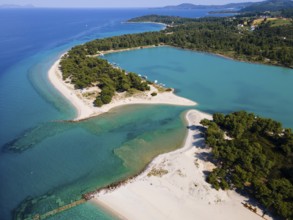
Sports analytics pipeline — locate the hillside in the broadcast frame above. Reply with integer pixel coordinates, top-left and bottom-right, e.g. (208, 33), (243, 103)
(241, 0), (293, 12)
(127, 15), (293, 68)
(157, 2), (255, 10)
(157, 0), (293, 14)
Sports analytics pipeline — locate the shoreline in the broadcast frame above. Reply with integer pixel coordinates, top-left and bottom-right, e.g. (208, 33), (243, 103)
(95, 44), (164, 56)
(48, 47), (273, 219)
(98, 43), (290, 70)
(167, 45), (289, 69)
(93, 109), (272, 220)
(48, 55), (196, 121)
(126, 20), (291, 69)
(125, 21), (169, 30)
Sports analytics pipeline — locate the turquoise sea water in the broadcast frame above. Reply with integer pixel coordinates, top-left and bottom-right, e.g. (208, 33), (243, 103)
(0, 8), (292, 220)
(105, 46), (293, 128)
(0, 9), (174, 220)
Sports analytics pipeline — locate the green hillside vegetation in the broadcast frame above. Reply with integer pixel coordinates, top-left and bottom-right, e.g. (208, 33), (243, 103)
(161, 2), (254, 10)
(88, 15), (292, 68)
(200, 111), (293, 219)
(269, 18), (292, 26)
(60, 12), (292, 106)
(60, 46), (149, 107)
(240, 0), (293, 12)
(281, 8), (293, 18)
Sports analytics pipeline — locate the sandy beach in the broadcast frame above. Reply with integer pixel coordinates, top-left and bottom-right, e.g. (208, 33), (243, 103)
(125, 21), (169, 29)
(48, 56), (196, 121)
(93, 109), (272, 220)
(98, 45), (161, 56)
(49, 53), (271, 220)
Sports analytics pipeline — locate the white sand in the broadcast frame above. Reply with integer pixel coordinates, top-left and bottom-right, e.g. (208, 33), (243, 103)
(99, 45), (160, 55)
(48, 56), (196, 121)
(93, 109), (271, 220)
(48, 53), (270, 220)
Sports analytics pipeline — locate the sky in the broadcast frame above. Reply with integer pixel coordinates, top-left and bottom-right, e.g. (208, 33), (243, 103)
(0, 0), (263, 8)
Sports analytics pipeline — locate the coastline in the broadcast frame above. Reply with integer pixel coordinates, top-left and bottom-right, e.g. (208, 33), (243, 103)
(95, 44), (164, 56)
(93, 109), (272, 220)
(167, 45), (284, 68)
(125, 21), (169, 30)
(48, 55), (196, 121)
(101, 43), (289, 70)
(49, 48), (273, 219)
(183, 47), (291, 69)
(127, 20), (291, 69)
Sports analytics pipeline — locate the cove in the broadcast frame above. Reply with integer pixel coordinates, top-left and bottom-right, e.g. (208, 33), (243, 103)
(1, 9), (292, 220)
(105, 46), (293, 129)
(0, 9), (176, 220)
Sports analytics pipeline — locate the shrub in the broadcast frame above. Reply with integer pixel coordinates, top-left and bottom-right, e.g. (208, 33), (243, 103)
(127, 88), (137, 95)
(94, 97), (103, 107)
(100, 94), (112, 104)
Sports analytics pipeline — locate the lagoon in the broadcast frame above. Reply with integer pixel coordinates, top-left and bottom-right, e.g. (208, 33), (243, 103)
(0, 8), (292, 220)
(105, 46), (293, 128)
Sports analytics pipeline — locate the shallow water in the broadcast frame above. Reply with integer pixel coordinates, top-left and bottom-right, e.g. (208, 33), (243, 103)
(105, 46), (293, 128)
(0, 8), (175, 220)
(1, 8), (292, 220)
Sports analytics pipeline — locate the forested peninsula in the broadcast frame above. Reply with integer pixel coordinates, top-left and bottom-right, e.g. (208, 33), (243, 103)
(60, 48), (151, 107)
(84, 13), (292, 68)
(201, 111), (293, 219)
(130, 13), (293, 68)
(60, 12), (292, 107)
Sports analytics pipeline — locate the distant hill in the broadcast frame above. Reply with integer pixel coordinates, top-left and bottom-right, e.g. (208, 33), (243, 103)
(0, 4), (34, 8)
(240, 0), (293, 12)
(157, 2), (256, 10)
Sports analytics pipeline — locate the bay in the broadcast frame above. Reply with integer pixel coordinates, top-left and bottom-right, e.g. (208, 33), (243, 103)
(105, 46), (293, 128)
(1, 8), (215, 220)
(0, 8), (291, 220)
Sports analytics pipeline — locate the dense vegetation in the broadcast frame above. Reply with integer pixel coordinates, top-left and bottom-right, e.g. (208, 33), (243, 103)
(60, 46), (149, 106)
(281, 8), (293, 18)
(85, 14), (293, 68)
(200, 111), (293, 219)
(240, 0), (293, 13)
(136, 15), (293, 67)
(60, 10), (292, 106)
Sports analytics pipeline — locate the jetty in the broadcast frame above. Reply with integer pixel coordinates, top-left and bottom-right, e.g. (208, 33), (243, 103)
(30, 199), (86, 220)
(28, 164), (147, 219)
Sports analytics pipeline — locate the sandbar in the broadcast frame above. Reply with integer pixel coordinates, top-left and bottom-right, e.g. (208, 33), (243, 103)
(48, 55), (196, 121)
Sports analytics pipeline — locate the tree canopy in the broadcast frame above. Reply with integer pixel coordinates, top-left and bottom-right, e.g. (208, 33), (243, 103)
(60, 46), (149, 107)
(129, 15), (293, 68)
(200, 111), (293, 219)
(83, 14), (293, 68)
(61, 13), (292, 100)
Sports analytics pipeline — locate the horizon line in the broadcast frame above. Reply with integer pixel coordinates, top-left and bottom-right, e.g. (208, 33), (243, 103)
(0, 1), (266, 9)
